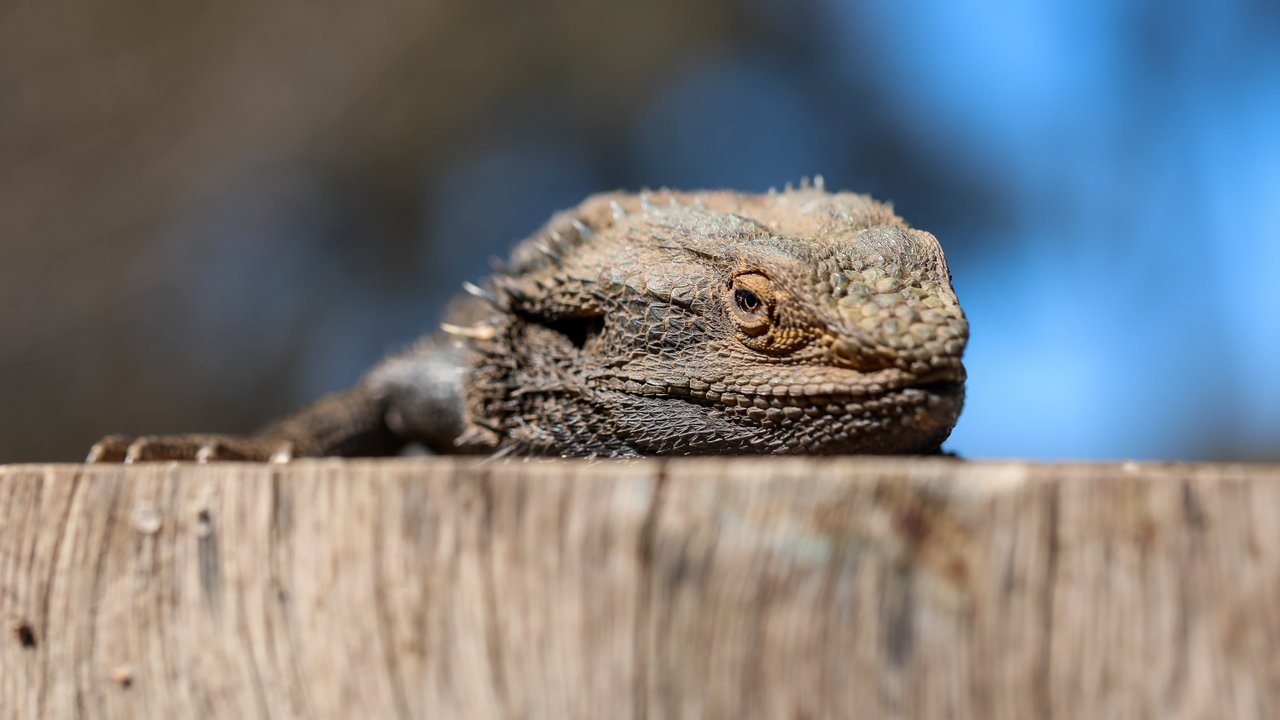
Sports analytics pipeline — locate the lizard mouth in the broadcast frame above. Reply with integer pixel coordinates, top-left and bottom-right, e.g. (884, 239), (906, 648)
(601, 367), (965, 407)
(910, 375), (966, 399)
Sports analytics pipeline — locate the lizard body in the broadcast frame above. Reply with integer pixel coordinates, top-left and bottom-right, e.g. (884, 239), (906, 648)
(91, 186), (968, 461)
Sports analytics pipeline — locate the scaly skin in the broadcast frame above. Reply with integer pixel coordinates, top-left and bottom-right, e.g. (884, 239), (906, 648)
(89, 185), (968, 462)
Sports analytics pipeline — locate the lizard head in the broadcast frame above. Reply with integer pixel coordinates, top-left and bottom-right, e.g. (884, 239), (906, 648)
(472, 186), (968, 456)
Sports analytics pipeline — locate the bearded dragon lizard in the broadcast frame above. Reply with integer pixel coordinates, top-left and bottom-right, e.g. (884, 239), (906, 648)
(90, 183), (968, 461)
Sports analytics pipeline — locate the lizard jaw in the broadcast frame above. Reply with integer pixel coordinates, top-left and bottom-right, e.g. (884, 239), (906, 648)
(591, 367), (965, 454)
(595, 365), (965, 405)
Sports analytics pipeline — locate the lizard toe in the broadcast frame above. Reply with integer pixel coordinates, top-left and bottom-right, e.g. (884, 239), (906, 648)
(193, 438), (293, 463)
(124, 436), (200, 463)
(87, 434), (132, 463)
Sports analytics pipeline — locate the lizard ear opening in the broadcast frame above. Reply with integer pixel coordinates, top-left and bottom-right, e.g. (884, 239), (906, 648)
(542, 314), (605, 350)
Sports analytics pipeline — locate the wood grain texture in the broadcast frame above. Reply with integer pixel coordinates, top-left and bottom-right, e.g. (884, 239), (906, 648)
(2, 458), (1278, 719)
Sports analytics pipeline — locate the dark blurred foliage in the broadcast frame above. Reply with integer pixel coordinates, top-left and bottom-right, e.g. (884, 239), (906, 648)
(2, 0), (1277, 462)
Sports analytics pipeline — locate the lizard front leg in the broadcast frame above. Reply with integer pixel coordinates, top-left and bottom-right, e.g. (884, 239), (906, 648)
(86, 385), (403, 462)
(87, 335), (472, 462)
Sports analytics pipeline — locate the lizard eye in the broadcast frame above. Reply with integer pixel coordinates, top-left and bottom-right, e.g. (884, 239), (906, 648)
(728, 273), (773, 336)
(734, 289), (762, 314)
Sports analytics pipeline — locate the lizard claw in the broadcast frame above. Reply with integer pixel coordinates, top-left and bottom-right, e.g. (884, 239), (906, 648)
(268, 444), (295, 463)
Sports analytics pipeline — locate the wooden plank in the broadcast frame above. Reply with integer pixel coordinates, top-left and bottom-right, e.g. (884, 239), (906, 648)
(1, 458), (1277, 719)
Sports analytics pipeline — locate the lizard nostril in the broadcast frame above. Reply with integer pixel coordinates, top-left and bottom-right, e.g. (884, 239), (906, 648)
(835, 338), (859, 358)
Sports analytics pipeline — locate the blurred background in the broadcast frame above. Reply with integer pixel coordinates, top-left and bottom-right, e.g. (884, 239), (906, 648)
(2, 0), (1277, 462)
